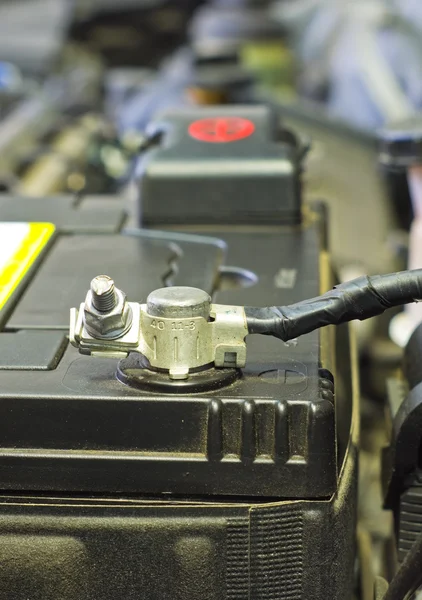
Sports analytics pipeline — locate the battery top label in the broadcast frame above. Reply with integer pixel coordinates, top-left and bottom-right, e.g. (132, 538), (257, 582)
(0, 222), (55, 311)
(188, 117), (255, 143)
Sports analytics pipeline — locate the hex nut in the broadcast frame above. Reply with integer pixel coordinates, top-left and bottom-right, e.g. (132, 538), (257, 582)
(83, 288), (133, 338)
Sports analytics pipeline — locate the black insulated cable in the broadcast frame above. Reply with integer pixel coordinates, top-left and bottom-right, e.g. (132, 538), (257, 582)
(245, 269), (422, 341)
(382, 528), (422, 600)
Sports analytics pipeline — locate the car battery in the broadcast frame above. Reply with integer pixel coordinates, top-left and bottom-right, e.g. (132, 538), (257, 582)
(0, 193), (358, 600)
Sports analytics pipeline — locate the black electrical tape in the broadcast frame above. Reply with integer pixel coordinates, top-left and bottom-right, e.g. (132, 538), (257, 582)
(245, 269), (422, 342)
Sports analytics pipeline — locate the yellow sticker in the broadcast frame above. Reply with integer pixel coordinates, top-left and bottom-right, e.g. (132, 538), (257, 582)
(0, 222), (55, 310)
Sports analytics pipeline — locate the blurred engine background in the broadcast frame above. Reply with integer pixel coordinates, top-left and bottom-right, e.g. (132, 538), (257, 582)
(2, 2), (422, 590)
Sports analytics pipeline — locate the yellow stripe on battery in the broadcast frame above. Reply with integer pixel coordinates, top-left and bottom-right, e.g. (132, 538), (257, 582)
(0, 222), (55, 310)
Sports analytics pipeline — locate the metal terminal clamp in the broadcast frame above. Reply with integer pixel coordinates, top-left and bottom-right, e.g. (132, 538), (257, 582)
(70, 278), (248, 380)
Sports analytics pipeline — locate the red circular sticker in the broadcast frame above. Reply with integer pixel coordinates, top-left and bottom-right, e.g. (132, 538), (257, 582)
(188, 117), (255, 143)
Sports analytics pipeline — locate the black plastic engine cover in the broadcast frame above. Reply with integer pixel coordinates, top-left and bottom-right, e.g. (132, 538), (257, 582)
(0, 193), (126, 233)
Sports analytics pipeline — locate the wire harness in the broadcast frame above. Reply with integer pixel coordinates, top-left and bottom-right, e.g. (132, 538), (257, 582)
(245, 269), (422, 341)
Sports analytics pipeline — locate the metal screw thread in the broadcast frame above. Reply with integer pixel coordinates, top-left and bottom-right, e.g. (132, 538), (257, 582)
(90, 275), (117, 313)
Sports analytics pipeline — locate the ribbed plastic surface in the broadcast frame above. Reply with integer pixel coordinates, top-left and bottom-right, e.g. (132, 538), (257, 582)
(226, 505), (304, 600)
(399, 486), (422, 561)
(250, 505), (303, 600)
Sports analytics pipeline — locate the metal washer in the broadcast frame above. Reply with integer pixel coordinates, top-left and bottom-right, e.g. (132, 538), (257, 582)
(116, 353), (240, 394)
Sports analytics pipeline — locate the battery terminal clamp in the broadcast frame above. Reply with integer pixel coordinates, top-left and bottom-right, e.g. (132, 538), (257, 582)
(70, 278), (248, 380)
(70, 270), (422, 380)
